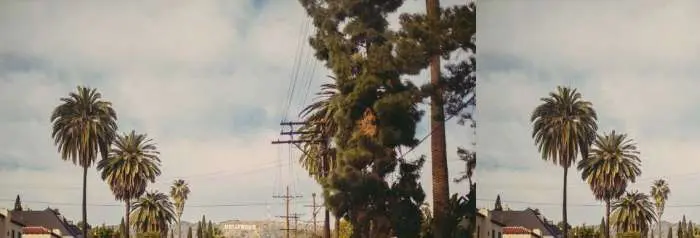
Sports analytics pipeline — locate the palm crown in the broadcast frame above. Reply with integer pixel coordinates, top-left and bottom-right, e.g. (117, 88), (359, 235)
(612, 191), (656, 234)
(531, 86), (598, 167)
(578, 130), (641, 201)
(98, 130), (161, 200)
(131, 191), (175, 234)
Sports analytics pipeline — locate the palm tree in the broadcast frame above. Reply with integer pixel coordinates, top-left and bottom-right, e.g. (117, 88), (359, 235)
(97, 130), (161, 238)
(170, 179), (191, 238)
(531, 86), (598, 237)
(651, 179), (670, 238)
(577, 130), (641, 238)
(131, 191), (176, 236)
(298, 77), (340, 238)
(611, 191), (656, 235)
(50, 86), (118, 238)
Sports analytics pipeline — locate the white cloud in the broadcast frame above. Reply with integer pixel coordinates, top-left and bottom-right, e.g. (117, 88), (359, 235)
(0, 0), (473, 226)
(479, 0), (700, 225)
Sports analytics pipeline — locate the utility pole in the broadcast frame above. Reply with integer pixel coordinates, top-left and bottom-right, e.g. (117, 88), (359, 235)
(274, 186), (302, 238)
(305, 193), (324, 235)
(271, 121), (332, 238)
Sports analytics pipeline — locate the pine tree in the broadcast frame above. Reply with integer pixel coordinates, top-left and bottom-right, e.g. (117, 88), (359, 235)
(299, 0), (428, 236)
(13, 195), (22, 211)
(187, 227), (192, 238)
(119, 218), (126, 238)
(207, 221), (213, 238)
(689, 221), (694, 238)
(196, 221), (202, 238)
(494, 195), (503, 211)
(599, 217), (606, 236)
(679, 221), (684, 238)
(669, 227), (673, 238)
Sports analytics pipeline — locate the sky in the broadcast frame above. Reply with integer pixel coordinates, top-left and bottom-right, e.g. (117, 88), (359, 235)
(477, 0), (700, 226)
(0, 0), (472, 226)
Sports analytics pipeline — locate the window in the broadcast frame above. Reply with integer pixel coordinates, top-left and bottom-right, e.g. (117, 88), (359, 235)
(492, 229), (495, 238)
(498, 232), (502, 238)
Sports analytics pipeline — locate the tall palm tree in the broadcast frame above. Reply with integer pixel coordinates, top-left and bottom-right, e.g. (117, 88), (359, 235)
(531, 86), (598, 238)
(50, 86), (118, 238)
(97, 130), (161, 238)
(131, 191), (176, 236)
(651, 179), (670, 238)
(170, 179), (191, 238)
(611, 191), (657, 235)
(578, 130), (641, 238)
(298, 77), (340, 238)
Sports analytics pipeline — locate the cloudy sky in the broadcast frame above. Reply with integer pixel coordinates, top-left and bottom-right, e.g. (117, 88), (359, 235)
(0, 0), (472, 226)
(477, 0), (700, 225)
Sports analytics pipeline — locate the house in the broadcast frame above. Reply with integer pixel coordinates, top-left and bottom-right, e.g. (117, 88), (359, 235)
(490, 208), (562, 238)
(502, 226), (543, 238)
(475, 208), (505, 238)
(1, 208), (25, 238)
(10, 208), (82, 238)
(21, 227), (61, 238)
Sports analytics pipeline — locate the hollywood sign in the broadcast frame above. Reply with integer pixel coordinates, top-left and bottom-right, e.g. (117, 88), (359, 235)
(223, 224), (257, 231)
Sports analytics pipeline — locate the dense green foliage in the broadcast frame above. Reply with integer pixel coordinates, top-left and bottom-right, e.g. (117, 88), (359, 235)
(91, 225), (119, 238)
(51, 86), (118, 238)
(297, 0), (475, 236)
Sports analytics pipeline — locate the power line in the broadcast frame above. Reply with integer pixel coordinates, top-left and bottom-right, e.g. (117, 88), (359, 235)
(0, 198), (313, 208)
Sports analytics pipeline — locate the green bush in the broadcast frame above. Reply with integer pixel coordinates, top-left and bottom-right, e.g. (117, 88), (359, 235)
(616, 231), (642, 238)
(136, 231), (161, 238)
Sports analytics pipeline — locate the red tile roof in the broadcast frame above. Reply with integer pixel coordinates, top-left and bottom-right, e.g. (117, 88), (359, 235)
(22, 226), (51, 234)
(503, 226), (533, 234)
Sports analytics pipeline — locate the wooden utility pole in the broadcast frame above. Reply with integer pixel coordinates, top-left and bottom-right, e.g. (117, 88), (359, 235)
(271, 121), (332, 238)
(274, 186), (302, 238)
(305, 193), (324, 235)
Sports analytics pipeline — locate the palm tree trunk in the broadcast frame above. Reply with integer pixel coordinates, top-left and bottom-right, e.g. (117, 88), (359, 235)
(324, 208), (330, 238)
(563, 166), (568, 238)
(657, 210), (662, 238)
(606, 199), (611, 238)
(125, 199), (131, 238)
(425, 0), (449, 237)
(178, 217), (182, 238)
(82, 165), (88, 238)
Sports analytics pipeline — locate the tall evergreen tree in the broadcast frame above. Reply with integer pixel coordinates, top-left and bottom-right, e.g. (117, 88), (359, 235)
(688, 221), (694, 237)
(187, 227), (192, 238)
(600, 217), (606, 235)
(207, 221), (213, 238)
(196, 221), (202, 238)
(494, 195), (503, 211)
(678, 221), (683, 238)
(668, 227), (673, 238)
(299, 0), (429, 236)
(13, 195), (22, 211)
(119, 218), (126, 238)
